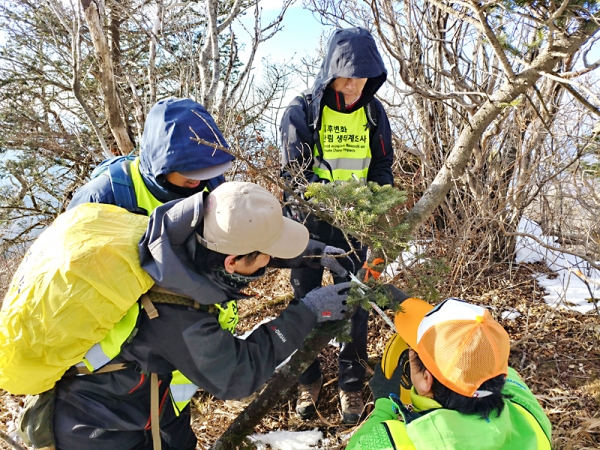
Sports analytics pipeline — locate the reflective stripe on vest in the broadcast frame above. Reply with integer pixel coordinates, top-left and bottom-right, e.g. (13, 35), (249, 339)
(82, 302), (141, 371)
(382, 419), (416, 450)
(513, 403), (552, 449)
(170, 371), (199, 416)
(313, 106), (371, 183)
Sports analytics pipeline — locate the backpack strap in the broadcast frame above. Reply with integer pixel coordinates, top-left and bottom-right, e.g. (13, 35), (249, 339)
(150, 373), (162, 450)
(366, 100), (378, 128)
(107, 160), (144, 214)
(144, 287), (204, 311)
(70, 362), (129, 376)
(301, 92), (315, 130)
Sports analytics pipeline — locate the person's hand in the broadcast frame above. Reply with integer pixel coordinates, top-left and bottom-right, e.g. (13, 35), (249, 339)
(300, 282), (351, 322)
(320, 246), (355, 279)
(369, 363), (403, 401)
(382, 284), (409, 309)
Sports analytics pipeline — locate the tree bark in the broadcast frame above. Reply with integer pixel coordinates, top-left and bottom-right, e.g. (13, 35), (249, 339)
(402, 26), (600, 235)
(80, 0), (134, 154)
(210, 320), (352, 450)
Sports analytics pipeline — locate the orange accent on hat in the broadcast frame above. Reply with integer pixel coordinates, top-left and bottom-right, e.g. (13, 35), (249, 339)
(394, 298), (510, 397)
(197, 181), (309, 259)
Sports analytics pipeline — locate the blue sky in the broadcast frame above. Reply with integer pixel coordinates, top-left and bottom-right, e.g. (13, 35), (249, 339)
(240, 2), (329, 62)
(253, 2), (331, 61)
(233, 1), (332, 86)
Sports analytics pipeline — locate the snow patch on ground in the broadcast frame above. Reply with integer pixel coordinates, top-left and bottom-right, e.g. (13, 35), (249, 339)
(250, 429), (323, 450)
(516, 218), (600, 313)
(501, 308), (522, 320)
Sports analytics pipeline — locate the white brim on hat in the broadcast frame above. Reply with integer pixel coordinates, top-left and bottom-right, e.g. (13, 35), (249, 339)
(259, 217), (309, 259)
(179, 160), (232, 180)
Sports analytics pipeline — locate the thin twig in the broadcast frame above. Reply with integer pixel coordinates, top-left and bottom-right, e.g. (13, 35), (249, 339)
(0, 429), (27, 450)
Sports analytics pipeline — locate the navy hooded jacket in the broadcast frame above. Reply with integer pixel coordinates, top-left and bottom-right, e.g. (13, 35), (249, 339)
(280, 27), (394, 187)
(68, 98), (235, 209)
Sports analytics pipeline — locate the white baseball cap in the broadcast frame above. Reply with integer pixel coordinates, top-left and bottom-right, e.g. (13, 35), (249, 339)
(197, 181), (309, 258)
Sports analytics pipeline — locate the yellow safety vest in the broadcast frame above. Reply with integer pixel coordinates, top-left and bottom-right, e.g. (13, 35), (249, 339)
(313, 106), (371, 182)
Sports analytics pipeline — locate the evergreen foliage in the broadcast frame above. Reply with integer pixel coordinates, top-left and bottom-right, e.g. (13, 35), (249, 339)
(305, 180), (410, 258)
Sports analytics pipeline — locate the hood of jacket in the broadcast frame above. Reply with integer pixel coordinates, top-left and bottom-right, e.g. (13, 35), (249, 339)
(309, 27), (387, 126)
(138, 98), (235, 202)
(138, 192), (230, 305)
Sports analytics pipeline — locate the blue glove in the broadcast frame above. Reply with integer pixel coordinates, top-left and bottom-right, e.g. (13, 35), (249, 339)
(301, 282), (351, 322)
(320, 246), (355, 278)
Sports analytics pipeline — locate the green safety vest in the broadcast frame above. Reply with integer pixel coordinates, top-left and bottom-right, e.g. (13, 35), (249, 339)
(81, 158), (237, 416)
(312, 106), (371, 182)
(381, 371), (552, 450)
(382, 405), (551, 450)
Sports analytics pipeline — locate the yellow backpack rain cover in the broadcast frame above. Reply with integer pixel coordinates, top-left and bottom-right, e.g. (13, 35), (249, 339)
(0, 203), (155, 395)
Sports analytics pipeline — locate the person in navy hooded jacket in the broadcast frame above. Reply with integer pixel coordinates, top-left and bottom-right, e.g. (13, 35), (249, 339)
(280, 27), (394, 423)
(69, 98), (234, 214)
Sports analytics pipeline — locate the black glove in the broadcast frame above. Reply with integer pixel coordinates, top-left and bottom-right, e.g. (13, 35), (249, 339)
(320, 245), (355, 278)
(383, 284), (409, 309)
(369, 363), (404, 401)
(301, 282), (350, 322)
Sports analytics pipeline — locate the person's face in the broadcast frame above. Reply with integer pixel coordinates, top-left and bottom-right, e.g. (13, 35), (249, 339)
(225, 253), (271, 275)
(330, 77), (368, 105)
(408, 349), (434, 398)
(165, 172), (202, 189)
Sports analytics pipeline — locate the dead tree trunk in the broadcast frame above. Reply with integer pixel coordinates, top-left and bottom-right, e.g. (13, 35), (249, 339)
(80, 0), (134, 154)
(210, 319), (352, 450)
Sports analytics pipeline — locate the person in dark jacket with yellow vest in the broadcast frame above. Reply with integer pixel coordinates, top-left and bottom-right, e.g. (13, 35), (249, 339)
(347, 297), (552, 450)
(280, 27), (394, 423)
(64, 99), (356, 448)
(68, 97), (235, 214)
(51, 182), (356, 450)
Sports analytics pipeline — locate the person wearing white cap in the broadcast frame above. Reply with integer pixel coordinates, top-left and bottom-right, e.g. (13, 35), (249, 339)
(48, 181), (355, 450)
(68, 98), (235, 215)
(347, 297), (552, 450)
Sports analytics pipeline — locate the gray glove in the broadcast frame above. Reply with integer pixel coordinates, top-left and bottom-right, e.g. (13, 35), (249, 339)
(369, 363), (404, 400)
(301, 282), (351, 322)
(320, 246), (355, 278)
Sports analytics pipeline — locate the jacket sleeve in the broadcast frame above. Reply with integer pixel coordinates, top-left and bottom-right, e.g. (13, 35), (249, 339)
(269, 239), (325, 270)
(346, 398), (400, 450)
(280, 96), (319, 183)
(140, 299), (318, 400)
(67, 174), (117, 209)
(367, 99), (394, 187)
